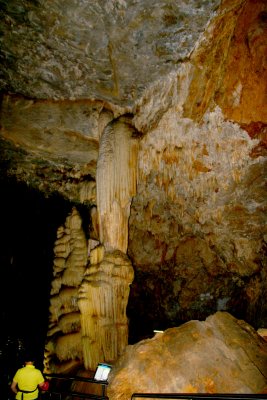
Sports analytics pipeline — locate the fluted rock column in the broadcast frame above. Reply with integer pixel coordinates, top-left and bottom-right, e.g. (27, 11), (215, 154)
(96, 117), (139, 253)
(78, 247), (134, 369)
(78, 117), (138, 369)
(44, 207), (88, 372)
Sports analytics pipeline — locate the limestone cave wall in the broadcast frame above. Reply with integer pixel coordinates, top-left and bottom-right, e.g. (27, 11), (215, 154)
(127, 106), (266, 340)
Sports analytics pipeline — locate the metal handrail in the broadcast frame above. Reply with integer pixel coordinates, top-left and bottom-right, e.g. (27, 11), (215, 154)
(40, 373), (109, 400)
(44, 373), (109, 386)
(131, 394), (267, 400)
(39, 374), (267, 400)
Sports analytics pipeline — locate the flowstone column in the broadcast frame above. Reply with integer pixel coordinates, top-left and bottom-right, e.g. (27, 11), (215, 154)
(78, 117), (138, 370)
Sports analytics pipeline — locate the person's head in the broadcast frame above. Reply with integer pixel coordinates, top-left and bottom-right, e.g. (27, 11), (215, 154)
(24, 352), (35, 365)
(25, 360), (34, 365)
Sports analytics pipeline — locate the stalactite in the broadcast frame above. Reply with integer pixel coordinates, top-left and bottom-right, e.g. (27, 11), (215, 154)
(137, 107), (259, 229)
(90, 205), (100, 240)
(58, 311), (81, 333)
(96, 117), (139, 252)
(79, 181), (96, 203)
(55, 332), (83, 362)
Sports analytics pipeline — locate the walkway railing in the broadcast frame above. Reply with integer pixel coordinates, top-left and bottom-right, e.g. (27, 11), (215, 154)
(131, 393), (267, 400)
(40, 373), (109, 400)
(39, 375), (267, 400)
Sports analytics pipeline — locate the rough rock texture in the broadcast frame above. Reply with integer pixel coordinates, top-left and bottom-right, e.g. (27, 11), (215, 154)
(127, 105), (267, 339)
(0, 0), (220, 105)
(0, 95), (113, 201)
(107, 312), (267, 399)
(216, 0), (267, 124)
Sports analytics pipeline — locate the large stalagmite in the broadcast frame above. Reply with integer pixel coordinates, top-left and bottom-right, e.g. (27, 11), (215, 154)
(45, 207), (88, 372)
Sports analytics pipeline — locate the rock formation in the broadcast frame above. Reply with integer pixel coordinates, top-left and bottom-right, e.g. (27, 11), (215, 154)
(45, 207), (87, 372)
(107, 312), (267, 398)
(128, 105), (266, 338)
(45, 206), (134, 372)
(96, 116), (139, 253)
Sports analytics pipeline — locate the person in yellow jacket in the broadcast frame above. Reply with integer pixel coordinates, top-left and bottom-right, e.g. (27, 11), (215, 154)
(10, 353), (45, 400)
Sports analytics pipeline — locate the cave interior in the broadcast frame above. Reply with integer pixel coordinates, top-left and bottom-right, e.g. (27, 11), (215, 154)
(0, 0), (266, 381)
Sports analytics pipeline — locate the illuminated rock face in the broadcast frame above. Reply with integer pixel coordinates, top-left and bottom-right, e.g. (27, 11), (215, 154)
(127, 106), (267, 337)
(107, 312), (267, 398)
(216, 0), (267, 124)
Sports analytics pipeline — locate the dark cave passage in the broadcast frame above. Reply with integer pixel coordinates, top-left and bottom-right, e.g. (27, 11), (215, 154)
(0, 178), (76, 382)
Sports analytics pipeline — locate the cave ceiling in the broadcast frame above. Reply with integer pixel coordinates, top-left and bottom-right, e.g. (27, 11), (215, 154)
(0, 0), (220, 104)
(0, 0), (226, 199)
(0, 0), (267, 333)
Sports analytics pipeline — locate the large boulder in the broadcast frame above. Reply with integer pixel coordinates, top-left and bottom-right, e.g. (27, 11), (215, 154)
(108, 312), (267, 400)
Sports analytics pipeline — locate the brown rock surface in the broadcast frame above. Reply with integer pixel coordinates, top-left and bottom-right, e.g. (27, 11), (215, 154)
(107, 312), (267, 399)
(216, 0), (267, 124)
(127, 106), (267, 338)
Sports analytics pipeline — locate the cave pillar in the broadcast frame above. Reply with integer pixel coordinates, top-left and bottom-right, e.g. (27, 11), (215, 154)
(78, 117), (138, 369)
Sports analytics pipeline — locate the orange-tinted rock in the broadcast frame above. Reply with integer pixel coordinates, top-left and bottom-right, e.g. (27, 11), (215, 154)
(108, 312), (267, 400)
(216, 0), (267, 123)
(241, 122), (267, 158)
(183, 0), (244, 121)
(184, 0), (267, 124)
